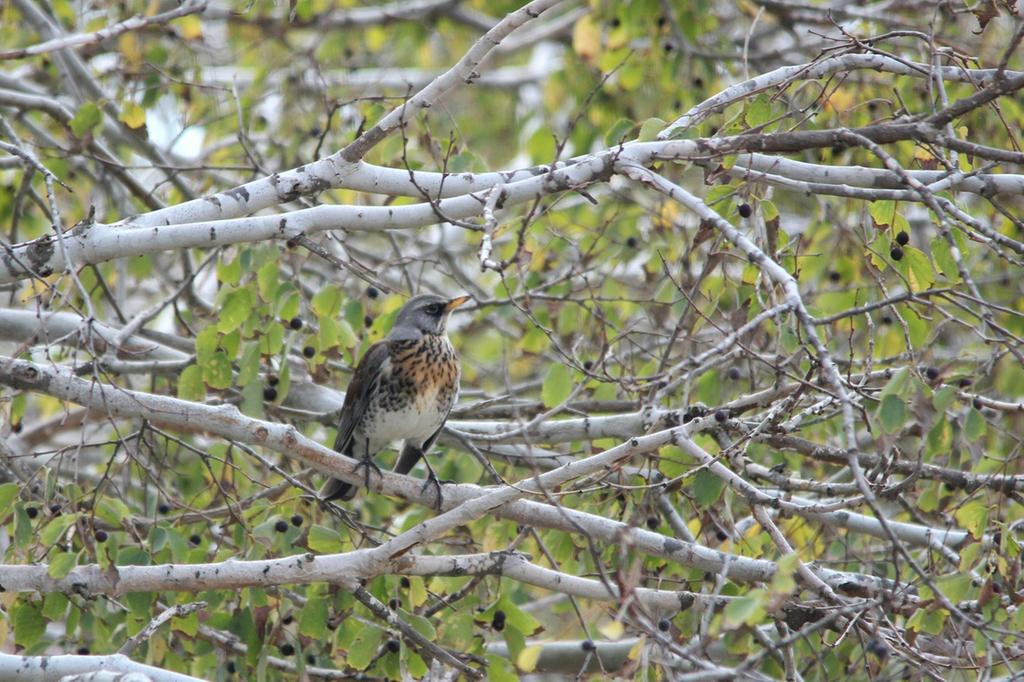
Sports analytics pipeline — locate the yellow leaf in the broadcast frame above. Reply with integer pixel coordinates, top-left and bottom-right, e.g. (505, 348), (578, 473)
(517, 645), (543, 673)
(177, 15), (202, 40)
(118, 33), (141, 70)
(599, 619), (625, 641)
(628, 637), (645, 660)
(572, 15), (600, 63)
(119, 102), (146, 129)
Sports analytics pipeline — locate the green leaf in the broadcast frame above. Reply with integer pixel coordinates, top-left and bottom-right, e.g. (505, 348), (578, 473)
(526, 127), (556, 163)
(486, 655), (519, 682)
(876, 394), (907, 434)
(307, 525), (344, 553)
(745, 93), (772, 127)
(604, 117), (635, 146)
(217, 288), (254, 333)
(955, 500), (988, 539)
(723, 591), (766, 627)
(12, 599), (46, 648)
(347, 626), (383, 670)
(637, 117), (667, 142)
(311, 285), (343, 318)
(202, 351), (233, 390)
(932, 237), (960, 281)
(0, 482), (19, 518)
(880, 367), (911, 397)
(693, 469), (725, 507)
(927, 417), (953, 455)
(869, 200), (896, 227)
(47, 552), (77, 579)
(40, 513), (79, 545)
(899, 246), (934, 292)
(298, 594), (329, 639)
(195, 326), (219, 364)
(70, 102), (103, 138)
(257, 260), (279, 301)
(936, 573), (972, 603)
(177, 364), (205, 401)
(964, 407), (986, 442)
(541, 363), (573, 407)
(932, 386), (958, 411)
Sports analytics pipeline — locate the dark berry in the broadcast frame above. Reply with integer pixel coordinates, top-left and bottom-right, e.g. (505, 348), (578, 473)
(727, 367), (740, 380)
(303, 346), (315, 358)
(226, 661), (236, 674)
(714, 410), (728, 423)
(49, 504), (61, 515)
(282, 614), (294, 625)
(715, 530), (728, 541)
(658, 618), (670, 632)
(626, 236), (638, 248)
(274, 520), (288, 533)
(94, 530), (108, 543)
(279, 643), (295, 656)
(581, 639), (596, 651)
(656, 15), (667, 27)
(896, 231), (909, 246)
(291, 514), (303, 527)
(77, 646), (90, 655)
(389, 598), (399, 610)
(492, 610), (506, 631)
(305, 654), (315, 665)
(308, 127), (320, 138)
(890, 246), (903, 261)
(880, 315), (893, 325)
(583, 360), (594, 370)
(366, 286), (379, 299)
(400, 577), (410, 589)
(26, 506), (38, 519)
(925, 367), (939, 381)
(646, 516), (659, 529)
(267, 374), (279, 386)
(738, 203), (752, 218)
(189, 534), (201, 545)
(285, 237), (299, 249)
(973, 397), (982, 410)
(662, 41), (674, 53)
(692, 77), (704, 88)
(609, 17), (621, 28)
(386, 639), (400, 653)
(364, 315), (374, 328)
(158, 503), (170, 514)
(289, 317), (303, 330)
(958, 378), (973, 387)
(263, 387), (278, 402)
(828, 271), (841, 282)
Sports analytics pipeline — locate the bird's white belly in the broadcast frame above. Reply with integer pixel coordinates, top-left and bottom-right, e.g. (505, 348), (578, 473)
(365, 401), (447, 451)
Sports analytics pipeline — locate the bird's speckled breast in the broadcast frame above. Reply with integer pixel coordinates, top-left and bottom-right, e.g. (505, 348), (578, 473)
(355, 334), (459, 452)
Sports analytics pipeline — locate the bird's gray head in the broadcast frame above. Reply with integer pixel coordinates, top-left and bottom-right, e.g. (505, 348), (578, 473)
(390, 294), (470, 339)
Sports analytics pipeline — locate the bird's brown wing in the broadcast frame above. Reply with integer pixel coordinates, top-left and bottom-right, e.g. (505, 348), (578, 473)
(333, 340), (390, 455)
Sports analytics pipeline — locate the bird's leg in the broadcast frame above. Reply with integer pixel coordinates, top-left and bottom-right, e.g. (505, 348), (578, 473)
(353, 437), (382, 490)
(419, 456), (445, 510)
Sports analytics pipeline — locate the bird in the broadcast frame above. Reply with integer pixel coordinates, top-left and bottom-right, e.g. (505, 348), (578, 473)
(320, 293), (469, 504)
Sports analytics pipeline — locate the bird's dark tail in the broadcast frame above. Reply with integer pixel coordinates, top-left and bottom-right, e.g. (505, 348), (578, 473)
(319, 477), (357, 502)
(320, 439), (358, 502)
(394, 444), (424, 476)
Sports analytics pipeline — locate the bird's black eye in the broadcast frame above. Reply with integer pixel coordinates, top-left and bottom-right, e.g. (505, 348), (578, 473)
(425, 303), (444, 315)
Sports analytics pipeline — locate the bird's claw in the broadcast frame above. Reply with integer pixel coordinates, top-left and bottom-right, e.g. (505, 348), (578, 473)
(354, 456), (383, 491)
(420, 470), (446, 510)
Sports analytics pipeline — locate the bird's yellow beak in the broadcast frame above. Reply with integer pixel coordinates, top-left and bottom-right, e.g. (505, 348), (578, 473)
(446, 295), (471, 312)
